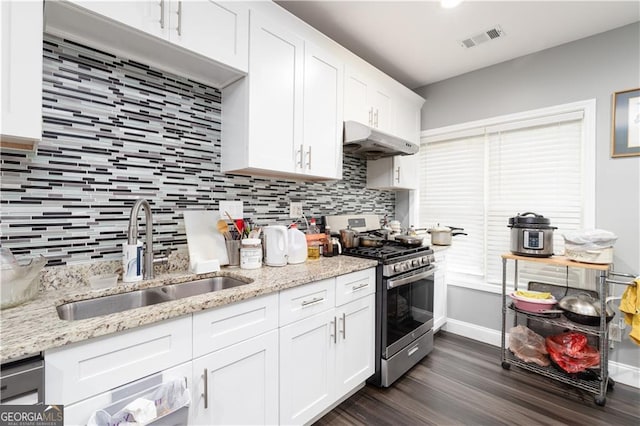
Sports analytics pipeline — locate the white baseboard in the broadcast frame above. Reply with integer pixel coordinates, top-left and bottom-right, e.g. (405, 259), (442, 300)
(442, 318), (503, 347)
(441, 318), (640, 389)
(608, 360), (640, 389)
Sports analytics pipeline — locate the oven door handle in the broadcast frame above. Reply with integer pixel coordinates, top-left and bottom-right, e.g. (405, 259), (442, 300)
(387, 269), (434, 290)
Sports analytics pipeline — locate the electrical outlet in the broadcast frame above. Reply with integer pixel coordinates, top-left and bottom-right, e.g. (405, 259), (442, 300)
(219, 201), (243, 220)
(289, 202), (303, 218)
(609, 321), (622, 342)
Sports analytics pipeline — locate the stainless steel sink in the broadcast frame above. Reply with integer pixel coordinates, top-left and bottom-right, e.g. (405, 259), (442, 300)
(57, 276), (251, 321)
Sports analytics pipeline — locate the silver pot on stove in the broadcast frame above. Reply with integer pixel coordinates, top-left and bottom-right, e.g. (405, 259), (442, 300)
(508, 212), (556, 257)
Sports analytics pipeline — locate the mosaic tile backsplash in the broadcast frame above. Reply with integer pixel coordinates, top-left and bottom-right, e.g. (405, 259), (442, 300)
(0, 35), (395, 266)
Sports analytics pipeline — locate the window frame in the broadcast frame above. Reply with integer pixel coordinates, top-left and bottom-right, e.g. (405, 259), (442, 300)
(417, 100), (597, 294)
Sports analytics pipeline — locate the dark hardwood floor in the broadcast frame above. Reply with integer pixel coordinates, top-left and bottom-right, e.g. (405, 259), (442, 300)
(314, 332), (640, 426)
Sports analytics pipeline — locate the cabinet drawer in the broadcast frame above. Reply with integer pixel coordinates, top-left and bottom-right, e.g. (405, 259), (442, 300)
(279, 279), (335, 326)
(45, 316), (192, 405)
(193, 293), (278, 358)
(63, 361), (192, 426)
(335, 268), (376, 306)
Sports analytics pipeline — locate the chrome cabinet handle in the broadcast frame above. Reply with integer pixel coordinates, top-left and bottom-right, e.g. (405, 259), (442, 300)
(202, 368), (208, 409)
(177, 1), (182, 36)
(159, 0), (165, 29)
(395, 167), (401, 183)
(297, 144), (304, 168)
(368, 107), (373, 126)
(306, 146), (312, 170)
(330, 317), (337, 343)
(301, 296), (324, 307)
(351, 282), (368, 292)
(374, 109), (379, 128)
(341, 312), (346, 340)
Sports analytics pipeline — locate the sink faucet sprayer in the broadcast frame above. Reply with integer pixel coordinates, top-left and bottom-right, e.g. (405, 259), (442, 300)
(123, 198), (156, 282)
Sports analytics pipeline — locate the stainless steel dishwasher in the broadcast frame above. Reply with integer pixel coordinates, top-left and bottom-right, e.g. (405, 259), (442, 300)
(1, 354), (44, 405)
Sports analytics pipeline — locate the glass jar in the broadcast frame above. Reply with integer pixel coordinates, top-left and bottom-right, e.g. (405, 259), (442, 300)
(240, 238), (262, 269)
(307, 241), (321, 260)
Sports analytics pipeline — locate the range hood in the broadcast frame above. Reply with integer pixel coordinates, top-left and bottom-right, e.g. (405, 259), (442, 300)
(343, 121), (418, 160)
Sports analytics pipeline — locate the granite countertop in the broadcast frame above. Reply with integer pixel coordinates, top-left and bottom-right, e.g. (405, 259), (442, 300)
(0, 256), (377, 362)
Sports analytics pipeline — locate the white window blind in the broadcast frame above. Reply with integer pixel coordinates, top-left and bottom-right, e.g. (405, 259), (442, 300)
(420, 107), (592, 290)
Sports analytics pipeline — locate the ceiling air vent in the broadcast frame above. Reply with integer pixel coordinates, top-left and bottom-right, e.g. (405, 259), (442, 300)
(460, 25), (505, 48)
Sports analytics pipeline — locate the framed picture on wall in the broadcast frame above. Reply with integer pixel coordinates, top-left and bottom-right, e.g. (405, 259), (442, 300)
(611, 88), (640, 158)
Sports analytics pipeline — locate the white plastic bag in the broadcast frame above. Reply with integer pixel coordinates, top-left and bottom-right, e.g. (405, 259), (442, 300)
(562, 229), (617, 250)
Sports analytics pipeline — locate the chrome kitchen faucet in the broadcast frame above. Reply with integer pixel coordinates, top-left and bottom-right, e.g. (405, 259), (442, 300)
(127, 198), (155, 280)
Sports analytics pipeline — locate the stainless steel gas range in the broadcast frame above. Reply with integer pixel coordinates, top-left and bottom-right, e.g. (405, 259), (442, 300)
(325, 215), (436, 387)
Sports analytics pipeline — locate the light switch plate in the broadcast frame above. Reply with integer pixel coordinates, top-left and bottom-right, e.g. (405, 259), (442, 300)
(289, 202), (303, 218)
(219, 201), (243, 219)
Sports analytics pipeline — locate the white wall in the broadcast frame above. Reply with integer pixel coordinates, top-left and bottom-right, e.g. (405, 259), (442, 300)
(414, 23), (640, 373)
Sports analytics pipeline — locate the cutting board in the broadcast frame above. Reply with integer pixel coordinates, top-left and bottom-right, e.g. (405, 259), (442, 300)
(183, 210), (229, 267)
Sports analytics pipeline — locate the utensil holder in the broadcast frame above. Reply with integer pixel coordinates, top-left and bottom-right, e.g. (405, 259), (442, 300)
(225, 240), (241, 267)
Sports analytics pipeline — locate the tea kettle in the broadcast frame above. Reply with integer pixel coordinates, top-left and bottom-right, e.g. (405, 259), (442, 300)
(263, 225), (288, 266)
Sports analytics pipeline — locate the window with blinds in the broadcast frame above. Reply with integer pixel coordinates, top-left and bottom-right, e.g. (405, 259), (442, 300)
(420, 102), (595, 290)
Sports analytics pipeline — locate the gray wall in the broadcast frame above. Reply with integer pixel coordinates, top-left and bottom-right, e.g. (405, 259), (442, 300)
(415, 23), (640, 367)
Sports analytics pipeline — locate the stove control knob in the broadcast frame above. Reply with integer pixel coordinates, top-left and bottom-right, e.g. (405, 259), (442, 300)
(393, 264), (401, 273)
(411, 260), (419, 267)
(421, 257), (429, 265)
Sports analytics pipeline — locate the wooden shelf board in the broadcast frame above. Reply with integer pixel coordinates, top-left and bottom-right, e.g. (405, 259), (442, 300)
(501, 253), (610, 271)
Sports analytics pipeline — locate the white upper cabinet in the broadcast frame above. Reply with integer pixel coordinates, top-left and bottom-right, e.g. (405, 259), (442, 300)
(65, 1), (166, 39)
(302, 44), (344, 179)
(0, 0), (43, 151)
(45, 0), (248, 87)
(221, 9), (344, 180)
(366, 88), (424, 190)
(344, 67), (392, 134)
(169, 1), (249, 73)
(367, 154), (419, 190)
(245, 13), (303, 175)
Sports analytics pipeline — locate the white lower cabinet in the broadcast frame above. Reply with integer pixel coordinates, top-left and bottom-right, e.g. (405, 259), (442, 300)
(433, 251), (447, 332)
(44, 269), (375, 425)
(279, 309), (335, 425)
(45, 316), (193, 406)
(334, 294), (375, 397)
(191, 330), (279, 425)
(279, 270), (375, 425)
(63, 361), (193, 426)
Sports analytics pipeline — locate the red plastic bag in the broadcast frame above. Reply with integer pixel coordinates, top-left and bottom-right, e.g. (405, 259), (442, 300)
(545, 332), (600, 373)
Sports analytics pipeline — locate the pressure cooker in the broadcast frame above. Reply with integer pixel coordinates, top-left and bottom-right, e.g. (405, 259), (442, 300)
(508, 212), (556, 257)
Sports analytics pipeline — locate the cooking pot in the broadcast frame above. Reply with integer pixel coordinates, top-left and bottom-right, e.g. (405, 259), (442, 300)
(428, 225), (467, 246)
(558, 293), (616, 326)
(508, 212), (556, 257)
(340, 227), (359, 249)
(359, 235), (384, 247)
(394, 234), (424, 247)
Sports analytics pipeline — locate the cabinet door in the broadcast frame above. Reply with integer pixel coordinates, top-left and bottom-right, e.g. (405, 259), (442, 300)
(248, 13), (303, 174)
(170, 1), (248, 72)
(344, 69), (372, 126)
(192, 330), (279, 425)
(279, 310), (335, 425)
(366, 155), (418, 190)
(302, 44), (344, 179)
(45, 316), (192, 405)
(335, 294), (375, 397)
(0, 0), (42, 148)
(433, 253), (447, 331)
(67, 0), (166, 39)
(394, 95), (421, 144)
(370, 87), (392, 132)
(395, 153), (419, 189)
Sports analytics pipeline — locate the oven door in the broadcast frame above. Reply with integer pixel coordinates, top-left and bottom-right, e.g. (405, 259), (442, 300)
(383, 266), (434, 359)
